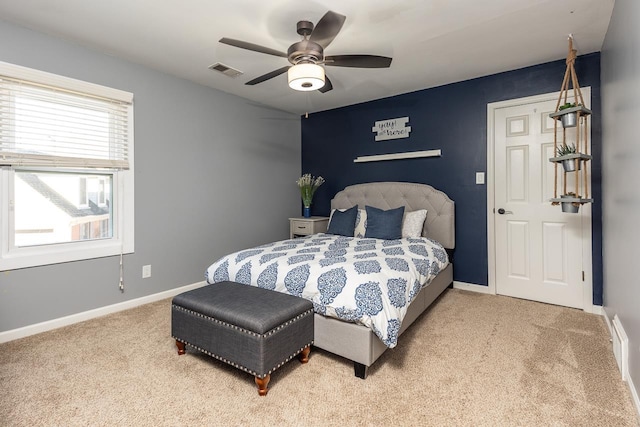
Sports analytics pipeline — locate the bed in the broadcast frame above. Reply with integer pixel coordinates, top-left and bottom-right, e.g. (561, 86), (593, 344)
(206, 182), (455, 378)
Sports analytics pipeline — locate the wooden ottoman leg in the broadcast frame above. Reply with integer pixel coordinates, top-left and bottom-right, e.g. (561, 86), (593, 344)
(298, 345), (311, 364)
(255, 374), (270, 396)
(175, 340), (185, 355)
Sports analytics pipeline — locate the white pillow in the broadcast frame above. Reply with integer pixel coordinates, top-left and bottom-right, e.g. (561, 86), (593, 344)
(354, 209), (367, 238)
(329, 208), (367, 237)
(402, 209), (428, 238)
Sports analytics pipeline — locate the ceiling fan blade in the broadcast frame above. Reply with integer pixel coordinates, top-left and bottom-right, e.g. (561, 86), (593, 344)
(309, 11), (346, 48)
(219, 38), (287, 58)
(245, 66), (290, 85)
(318, 76), (333, 93)
(324, 55), (392, 68)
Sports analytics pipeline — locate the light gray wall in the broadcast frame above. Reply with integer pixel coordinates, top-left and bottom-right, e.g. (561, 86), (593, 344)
(0, 20), (301, 332)
(601, 0), (640, 399)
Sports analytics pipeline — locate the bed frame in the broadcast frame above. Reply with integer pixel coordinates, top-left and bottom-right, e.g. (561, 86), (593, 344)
(314, 182), (455, 379)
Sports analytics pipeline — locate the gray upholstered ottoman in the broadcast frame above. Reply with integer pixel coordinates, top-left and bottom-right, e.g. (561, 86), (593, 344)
(171, 281), (314, 396)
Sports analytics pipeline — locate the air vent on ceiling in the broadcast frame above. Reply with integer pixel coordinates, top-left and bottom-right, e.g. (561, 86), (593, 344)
(208, 63), (243, 78)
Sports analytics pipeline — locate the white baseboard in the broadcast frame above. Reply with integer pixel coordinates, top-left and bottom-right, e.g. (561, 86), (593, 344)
(628, 370), (640, 420)
(603, 307), (613, 335)
(0, 281), (208, 344)
(601, 309), (640, 418)
(589, 305), (604, 315)
(612, 316), (640, 419)
(454, 281), (603, 314)
(453, 281), (492, 294)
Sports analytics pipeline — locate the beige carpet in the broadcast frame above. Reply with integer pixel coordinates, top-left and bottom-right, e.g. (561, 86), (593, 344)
(1, 289), (638, 427)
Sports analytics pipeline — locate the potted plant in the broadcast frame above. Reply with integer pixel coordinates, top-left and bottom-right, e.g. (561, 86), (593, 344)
(296, 173), (325, 217)
(560, 192), (580, 213)
(558, 102), (578, 128)
(558, 102), (575, 110)
(555, 142), (580, 172)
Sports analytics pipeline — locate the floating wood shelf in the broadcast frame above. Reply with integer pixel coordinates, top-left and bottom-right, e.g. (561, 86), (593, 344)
(353, 149), (441, 163)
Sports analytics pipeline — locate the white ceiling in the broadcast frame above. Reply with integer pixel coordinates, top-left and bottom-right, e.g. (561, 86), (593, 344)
(0, 0), (614, 115)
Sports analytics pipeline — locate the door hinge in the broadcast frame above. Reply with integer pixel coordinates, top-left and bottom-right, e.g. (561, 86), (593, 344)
(582, 271), (585, 281)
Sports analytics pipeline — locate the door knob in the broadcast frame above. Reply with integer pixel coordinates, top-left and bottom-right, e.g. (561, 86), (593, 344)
(497, 208), (513, 215)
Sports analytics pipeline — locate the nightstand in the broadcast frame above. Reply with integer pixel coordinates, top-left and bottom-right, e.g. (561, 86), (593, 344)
(289, 216), (329, 238)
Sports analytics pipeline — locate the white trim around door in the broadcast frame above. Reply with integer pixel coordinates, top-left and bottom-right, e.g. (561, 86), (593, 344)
(487, 89), (595, 313)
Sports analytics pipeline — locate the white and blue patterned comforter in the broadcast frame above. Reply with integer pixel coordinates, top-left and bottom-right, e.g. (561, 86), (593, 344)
(205, 234), (449, 348)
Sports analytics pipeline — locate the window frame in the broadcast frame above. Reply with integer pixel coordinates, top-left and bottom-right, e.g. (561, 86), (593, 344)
(0, 62), (134, 271)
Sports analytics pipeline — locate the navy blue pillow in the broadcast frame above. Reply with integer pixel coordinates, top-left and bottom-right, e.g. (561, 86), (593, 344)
(364, 205), (405, 240)
(326, 206), (358, 236)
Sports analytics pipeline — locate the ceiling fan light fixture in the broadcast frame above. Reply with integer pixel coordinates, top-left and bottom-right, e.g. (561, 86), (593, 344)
(288, 63), (325, 91)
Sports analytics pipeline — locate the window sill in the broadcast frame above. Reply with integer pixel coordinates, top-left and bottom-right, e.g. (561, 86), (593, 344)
(0, 239), (134, 271)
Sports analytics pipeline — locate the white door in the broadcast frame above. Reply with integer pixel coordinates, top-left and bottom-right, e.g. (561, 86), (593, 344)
(491, 90), (592, 309)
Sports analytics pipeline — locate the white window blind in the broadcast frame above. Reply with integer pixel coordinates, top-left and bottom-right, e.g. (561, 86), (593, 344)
(0, 66), (132, 170)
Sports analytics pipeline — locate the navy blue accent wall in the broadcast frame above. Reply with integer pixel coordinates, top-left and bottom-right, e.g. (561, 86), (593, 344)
(302, 53), (603, 305)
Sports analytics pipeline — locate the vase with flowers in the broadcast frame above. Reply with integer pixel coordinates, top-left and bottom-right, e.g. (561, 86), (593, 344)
(296, 173), (325, 217)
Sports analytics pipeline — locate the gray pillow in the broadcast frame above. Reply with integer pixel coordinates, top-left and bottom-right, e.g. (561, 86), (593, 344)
(326, 205), (358, 236)
(364, 205), (405, 240)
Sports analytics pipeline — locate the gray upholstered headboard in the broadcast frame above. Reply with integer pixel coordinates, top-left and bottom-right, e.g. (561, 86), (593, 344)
(331, 182), (455, 249)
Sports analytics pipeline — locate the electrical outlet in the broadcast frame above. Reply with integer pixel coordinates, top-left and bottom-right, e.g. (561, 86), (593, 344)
(142, 265), (151, 278)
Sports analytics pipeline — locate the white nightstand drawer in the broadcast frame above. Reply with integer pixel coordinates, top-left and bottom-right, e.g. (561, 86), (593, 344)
(288, 216), (329, 238)
(291, 221), (313, 234)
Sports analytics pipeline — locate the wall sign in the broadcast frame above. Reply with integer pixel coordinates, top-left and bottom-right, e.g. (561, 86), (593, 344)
(372, 117), (411, 141)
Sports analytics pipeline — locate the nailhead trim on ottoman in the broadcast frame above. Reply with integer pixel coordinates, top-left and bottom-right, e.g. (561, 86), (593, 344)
(171, 281), (314, 395)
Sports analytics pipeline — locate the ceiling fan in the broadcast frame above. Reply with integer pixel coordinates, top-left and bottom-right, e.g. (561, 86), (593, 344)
(219, 10), (393, 93)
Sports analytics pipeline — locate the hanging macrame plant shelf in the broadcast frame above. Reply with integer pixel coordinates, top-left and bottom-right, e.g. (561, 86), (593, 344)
(552, 194), (594, 213)
(549, 35), (592, 213)
(549, 105), (592, 128)
(549, 152), (592, 172)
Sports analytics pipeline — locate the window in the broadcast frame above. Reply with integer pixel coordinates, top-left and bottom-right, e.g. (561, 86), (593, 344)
(15, 170), (113, 247)
(0, 61), (134, 271)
